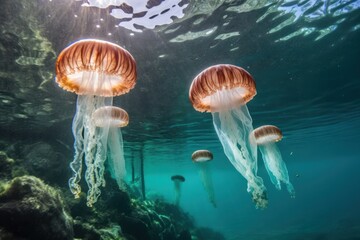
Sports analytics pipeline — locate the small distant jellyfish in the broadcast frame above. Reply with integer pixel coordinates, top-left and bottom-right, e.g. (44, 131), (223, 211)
(192, 150), (217, 207)
(92, 106), (129, 190)
(55, 39), (136, 207)
(251, 125), (295, 198)
(171, 175), (185, 206)
(189, 64), (267, 209)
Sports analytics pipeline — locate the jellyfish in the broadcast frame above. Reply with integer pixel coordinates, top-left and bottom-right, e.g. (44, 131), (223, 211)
(189, 64), (267, 209)
(251, 125), (295, 197)
(171, 175), (185, 206)
(92, 106), (129, 190)
(192, 150), (217, 207)
(55, 39), (136, 207)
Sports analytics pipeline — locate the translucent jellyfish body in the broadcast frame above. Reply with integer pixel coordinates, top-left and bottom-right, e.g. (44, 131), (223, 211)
(171, 175), (185, 206)
(189, 64), (267, 208)
(55, 39), (136, 207)
(252, 125), (295, 197)
(192, 150), (217, 207)
(92, 106), (129, 191)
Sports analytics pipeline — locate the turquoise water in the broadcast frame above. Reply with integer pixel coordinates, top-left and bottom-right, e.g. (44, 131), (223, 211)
(1, 0), (360, 239)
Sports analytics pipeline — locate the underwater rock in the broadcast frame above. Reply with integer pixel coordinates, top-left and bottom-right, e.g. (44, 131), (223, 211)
(119, 198), (195, 240)
(73, 221), (102, 240)
(194, 227), (226, 240)
(0, 151), (14, 180)
(23, 141), (69, 185)
(0, 175), (73, 240)
(68, 173), (132, 219)
(73, 220), (125, 240)
(68, 176), (132, 239)
(98, 224), (124, 240)
(153, 200), (194, 230)
(120, 215), (151, 240)
(101, 179), (132, 215)
(177, 230), (192, 240)
(65, 173), (224, 240)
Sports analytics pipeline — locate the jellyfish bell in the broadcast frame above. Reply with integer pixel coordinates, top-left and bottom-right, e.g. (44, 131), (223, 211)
(192, 150), (217, 207)
(55, 39), (136, 207)
(171, 175), (185, 183)
(56, 39), (136, 96)
(192, 149), (213, 162)
(189, 64), (268, 209)
(252, 125), (282, 145)
(92, 106), (129, 191)
(252, 125), (295, 198)
(189, 64), (256, 113)
(92, 106), (129, 128)
(171, 175), (185, 206)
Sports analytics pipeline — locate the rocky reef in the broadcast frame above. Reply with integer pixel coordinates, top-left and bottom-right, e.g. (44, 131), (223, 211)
(0, 175), (73, 240)
(0, 138), (225, 240)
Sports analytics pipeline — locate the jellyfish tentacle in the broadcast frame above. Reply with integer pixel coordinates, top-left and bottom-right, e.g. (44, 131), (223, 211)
(218, 108), (261, 184)
(262, 153), (281, 190)
(260, 142), (295, 197)
(198, 162), (217, 207)
(78, 95), (106, 207)
(213, 109), (267, 208)
(97, 97), (113, 189)
(68, 96), (86, 198)
(232, 104), (258, 167)
(83, 103), (98, 206)
(107, 127), (127, 190)
(286, 182), (296, 198)
(174, 180), (182, 206)
(94, 126), (109, 188)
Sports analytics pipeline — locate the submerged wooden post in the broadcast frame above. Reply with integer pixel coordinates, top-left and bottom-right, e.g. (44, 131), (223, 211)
(131, 151), (135, 184)
(140, 147), (146, 200)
